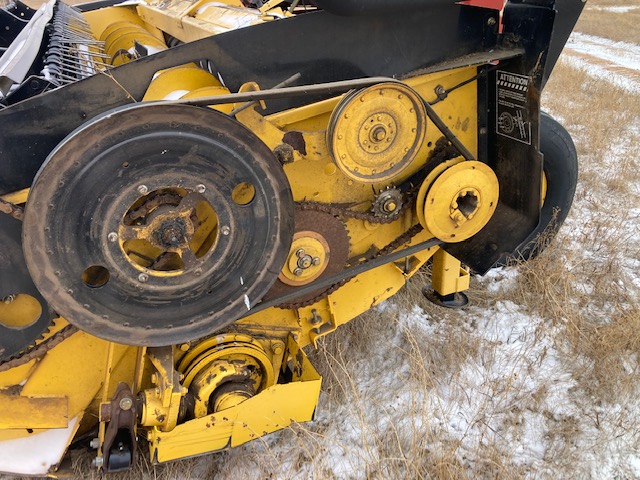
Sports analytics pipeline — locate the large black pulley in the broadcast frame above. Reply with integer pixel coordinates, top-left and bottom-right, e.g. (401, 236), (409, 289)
(23, 104), (294, 346)
(0, 214), (53, 361)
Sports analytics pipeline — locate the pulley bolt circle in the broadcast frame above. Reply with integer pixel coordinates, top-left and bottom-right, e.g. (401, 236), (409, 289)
(293, 268), (304, 276)
(312, 257), (321, 266)
(119, 397), (133, 411)
(221, 226), (231, 236)
(108, 232), (118, 243)
(195, 184), (206, 194)
(137, 185), (148, 195)
(138, 273), (149, 283)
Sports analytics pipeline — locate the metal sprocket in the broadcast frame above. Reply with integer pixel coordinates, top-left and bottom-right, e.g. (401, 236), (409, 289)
(263, 209), (350, 305)
(23, 104), (294, 346)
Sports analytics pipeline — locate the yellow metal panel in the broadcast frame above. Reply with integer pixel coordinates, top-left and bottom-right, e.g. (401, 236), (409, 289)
(0, 392), (67, 429)
(20, 332), (133, 420)
(431, 249), (471, 295)
(0, 188), (28, 204)
(150, 340), (321, 463)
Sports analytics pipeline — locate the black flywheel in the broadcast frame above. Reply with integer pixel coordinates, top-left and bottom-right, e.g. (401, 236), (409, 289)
(23, 104), (294, 346)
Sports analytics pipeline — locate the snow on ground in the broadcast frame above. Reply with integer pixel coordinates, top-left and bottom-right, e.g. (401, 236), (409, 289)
(277, 25), (640, 480)
(562, 32), (640, 93)
(584, 6), (640, 14)
(188, 19), (640, 480)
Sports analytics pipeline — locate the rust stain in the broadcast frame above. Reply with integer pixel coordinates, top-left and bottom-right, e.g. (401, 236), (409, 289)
(283, 131), (307, 156)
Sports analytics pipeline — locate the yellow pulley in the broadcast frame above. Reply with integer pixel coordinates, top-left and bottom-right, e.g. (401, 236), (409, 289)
(416, 160), (499, 242)
(327, 82), (427, 184)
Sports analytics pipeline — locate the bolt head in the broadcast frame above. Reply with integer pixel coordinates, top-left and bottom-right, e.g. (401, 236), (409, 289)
(92, 456), (104, 468)
(293, 268), (304, 276)
(487, 17), (497, 26)
(295, 248), (305, 258)
(298, 255), (312, 269)
(312, 257), (321, 266)
(383, 200), (397, 212)
(108, 232), (118, 243)
(221, 226), (231, 236)
(195, 184), (206, 194)
(119, 397), (133, 411)
(137, 185), (148, 195)
(372, 126), (387, 142)
(138, 273), (149, 283)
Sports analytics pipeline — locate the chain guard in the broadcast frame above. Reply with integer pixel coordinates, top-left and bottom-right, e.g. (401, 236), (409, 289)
(0, 214), (53, 361)
(22, 104), (294, 346)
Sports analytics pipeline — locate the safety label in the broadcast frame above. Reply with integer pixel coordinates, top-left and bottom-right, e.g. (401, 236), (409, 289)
(496, 70), (531, 145)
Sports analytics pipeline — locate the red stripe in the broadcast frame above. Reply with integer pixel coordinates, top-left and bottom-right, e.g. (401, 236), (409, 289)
(456, 0), (505, 11)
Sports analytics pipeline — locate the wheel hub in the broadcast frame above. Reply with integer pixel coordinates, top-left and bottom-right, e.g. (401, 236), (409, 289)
(23, 104), (294, 346)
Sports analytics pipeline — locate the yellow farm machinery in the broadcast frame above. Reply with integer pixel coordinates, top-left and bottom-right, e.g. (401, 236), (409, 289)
(0, 0), (582, 474)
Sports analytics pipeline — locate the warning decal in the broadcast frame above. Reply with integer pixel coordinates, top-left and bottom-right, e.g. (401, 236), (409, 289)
(496, 70), (531, 145)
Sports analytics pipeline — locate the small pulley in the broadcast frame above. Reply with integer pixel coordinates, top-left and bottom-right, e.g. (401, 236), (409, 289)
(327, 82), (427, 184)
(264, 209), (350, 305)
(23, 104), (294, 346)
(416, 160), (499, 242)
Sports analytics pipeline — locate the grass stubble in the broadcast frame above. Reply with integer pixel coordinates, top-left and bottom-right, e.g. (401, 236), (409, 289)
(7, 2), (639, 479)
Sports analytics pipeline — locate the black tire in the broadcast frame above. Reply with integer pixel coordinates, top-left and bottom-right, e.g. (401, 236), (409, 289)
(510, 111), (578, 261)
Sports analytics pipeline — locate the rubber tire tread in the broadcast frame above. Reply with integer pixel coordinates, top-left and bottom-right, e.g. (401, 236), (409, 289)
(511, 111), (578, 261)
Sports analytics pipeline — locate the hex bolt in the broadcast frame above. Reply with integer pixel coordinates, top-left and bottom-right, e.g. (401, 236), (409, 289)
(92, 456), (104, 469)
(2, 295), (15, 304)
(194, 269), (202, 277)
(195, 184), (206, 194)
(310, 309), (322, 325)
(138, 273), (149, 283)
(295, 248), (305, 258)
(137, 185), (148, 195)
(221, 226), (231, 236)
(312, 257), (321, 266)
(487, 17), (497, 26)
(89, 438), (100, 449)
(107, 232), (118, 243)
(293, 267), (304, 276)
(119, 397), (133, 411)
(383, 200), (397, 212)
(298, 255), (312, 269)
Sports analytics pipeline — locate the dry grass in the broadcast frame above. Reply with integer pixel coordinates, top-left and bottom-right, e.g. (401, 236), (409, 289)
(3, 3), (639, 480)
(577, 0), (640, 44)
(54, 11), (638, 480)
